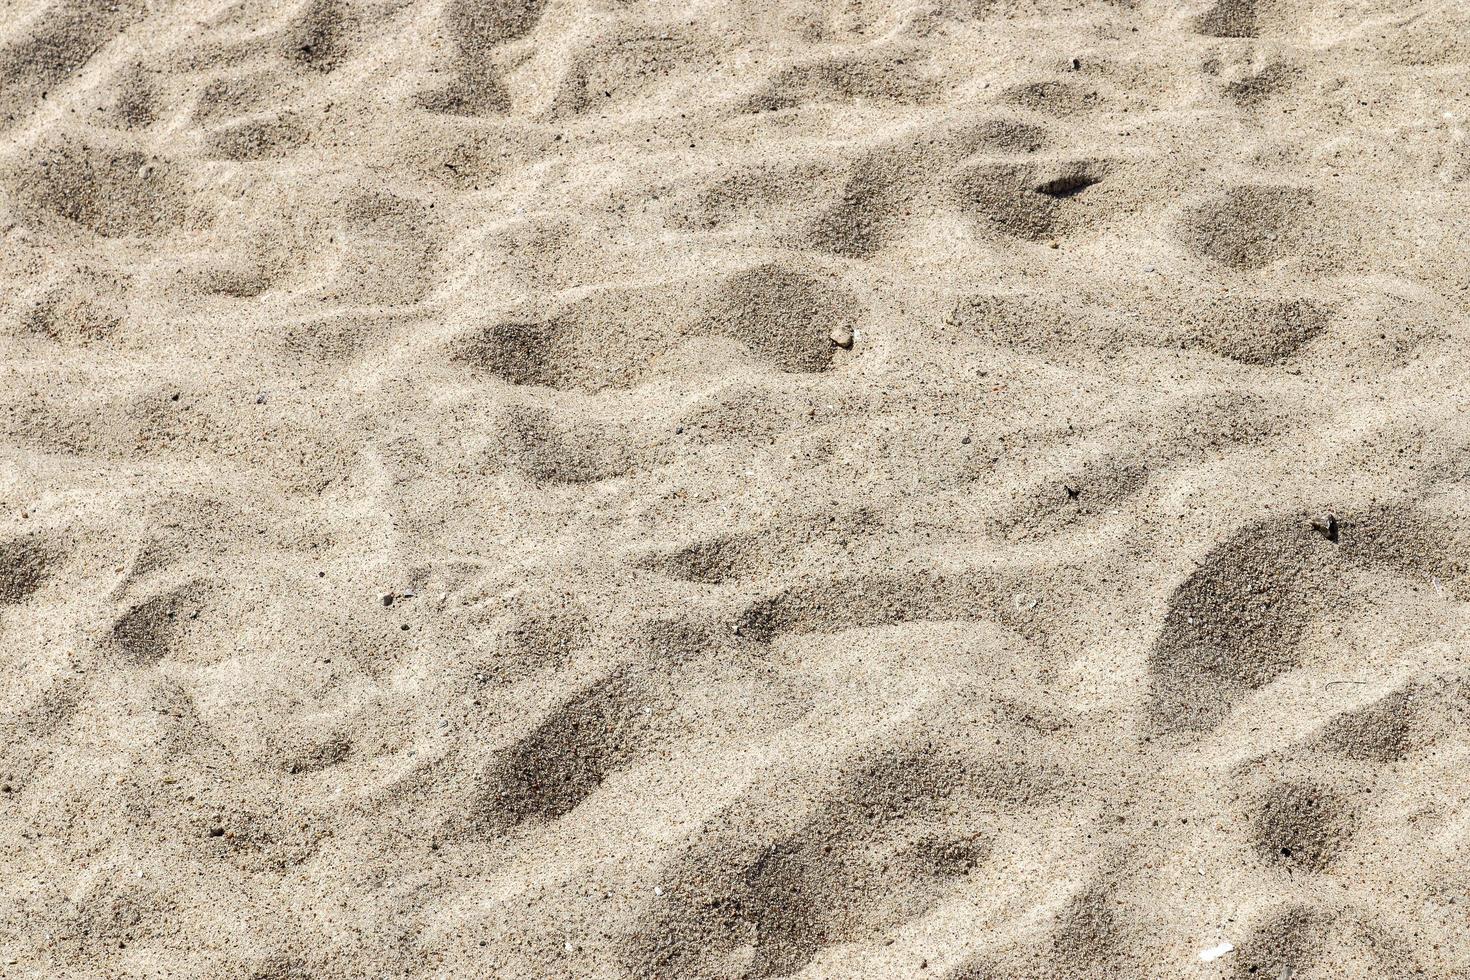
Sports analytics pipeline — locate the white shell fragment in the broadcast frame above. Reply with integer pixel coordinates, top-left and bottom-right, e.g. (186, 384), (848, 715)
(1199, 941), (1235, 963)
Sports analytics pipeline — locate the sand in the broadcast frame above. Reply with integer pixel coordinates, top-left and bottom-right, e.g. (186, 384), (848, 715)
(2, 0), (1469, 976)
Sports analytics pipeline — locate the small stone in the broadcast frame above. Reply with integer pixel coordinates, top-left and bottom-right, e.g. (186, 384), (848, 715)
(383, 594), (395, 607)
(654, 886), (665, 897)
(961, 436), (972, 445)
(1048, 241), (1060, 249)
(829, 326), (854, 350)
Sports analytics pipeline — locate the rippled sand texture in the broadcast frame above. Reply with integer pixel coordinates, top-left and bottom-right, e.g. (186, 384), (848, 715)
(2, 0), (1469, 977)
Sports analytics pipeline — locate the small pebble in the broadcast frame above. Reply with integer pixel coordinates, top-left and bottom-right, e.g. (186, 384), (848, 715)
(829, 326), (854, 350)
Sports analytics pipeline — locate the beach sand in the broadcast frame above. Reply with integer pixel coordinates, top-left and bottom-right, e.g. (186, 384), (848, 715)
(2, 0), (1469, 976)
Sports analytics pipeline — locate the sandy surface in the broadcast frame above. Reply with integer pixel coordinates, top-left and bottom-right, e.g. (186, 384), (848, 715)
(2, 0), (1469, 977)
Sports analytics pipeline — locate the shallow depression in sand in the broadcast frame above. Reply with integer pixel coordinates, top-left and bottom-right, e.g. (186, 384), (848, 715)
(1, 0), (1468, 976)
